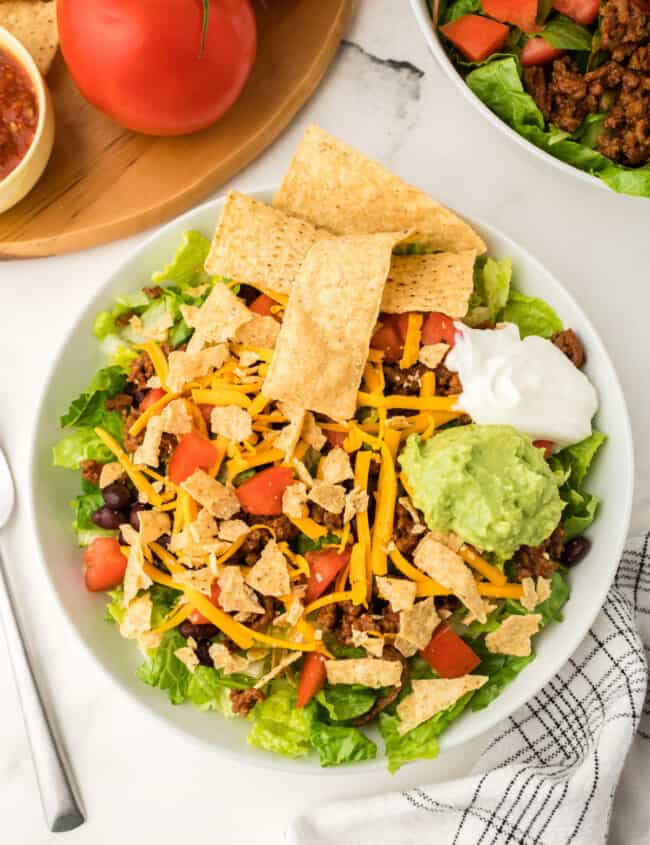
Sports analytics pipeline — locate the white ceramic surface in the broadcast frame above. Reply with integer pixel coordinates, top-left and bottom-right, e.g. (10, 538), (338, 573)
(0, 26), (55, 215)
(28, 187), (633, 772)
(409, 0), (612, 194)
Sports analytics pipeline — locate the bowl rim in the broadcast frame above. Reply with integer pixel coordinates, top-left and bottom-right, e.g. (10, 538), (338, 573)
(27, 188), (635, 773)
(0, 25), (53, 190)
(409, 0), (619, 195)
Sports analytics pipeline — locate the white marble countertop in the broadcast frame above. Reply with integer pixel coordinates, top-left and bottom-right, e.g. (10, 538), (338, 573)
(1, 2), (648, 842)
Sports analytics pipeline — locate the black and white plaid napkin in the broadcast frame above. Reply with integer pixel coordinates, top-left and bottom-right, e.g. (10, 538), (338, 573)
(288, 535), (649, 845)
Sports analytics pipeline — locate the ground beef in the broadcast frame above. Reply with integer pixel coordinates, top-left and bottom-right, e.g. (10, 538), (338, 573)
(514, 525), (566, 581)
(336, 600), (400, 645)
(128, 351), (155, 390)
(115, 311), (135, 328)
(230, 688), (265, 718)
(104, 393), (133, 413)
(123, 409), (144, 454)
(435, 594), (460, 614)
(393, 502), (423, 557)
(601, 0), (650, 61)
(435, 363), (462, 396)
(524, 57), (591, 133)
(143, 285), (164, 299)
(552, 328), (585, 368)
(249, 596), (275, 632)
(350, 646), (409, 726)
(382, 363), (426, 396)
(254, 514), (299, 543)
(309, 502), (343, 532)
(159, 433), (177, 461)
(79, 459), (103, 486)
(314, 603), (339, 633)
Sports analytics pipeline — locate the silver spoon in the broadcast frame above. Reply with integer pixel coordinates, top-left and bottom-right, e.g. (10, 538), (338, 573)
(0, 447), (84, 832)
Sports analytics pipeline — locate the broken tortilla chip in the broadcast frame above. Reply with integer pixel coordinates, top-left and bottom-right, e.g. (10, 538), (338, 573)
(418, 343), (450, 370)
(0, 1), (59, 75)
(376, 576), (416, 612)
(184, 283), (252, 353)
(217, 566), (265, 614)
(381, 251), (476, 317)
(319, 447), (353, 484)
(181, 469), (240, 519)
(351, 629), (385, 659)
(263, 231), (408, 420)
(245, 539), (290, 597)
(485, 614), (542, 657)
(396, 676), (488, 735)
(396, 597), (439, 656)
(324, 658), (403, 689)
(273, 125), (485, 254)
(308, 480), (345, 514)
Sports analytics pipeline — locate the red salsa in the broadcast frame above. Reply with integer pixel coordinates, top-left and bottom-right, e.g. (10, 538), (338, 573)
(0, 46), (38, 180)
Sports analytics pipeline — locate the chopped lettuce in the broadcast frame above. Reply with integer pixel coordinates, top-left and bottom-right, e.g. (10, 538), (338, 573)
(70, 482), (113, 547)
(59, 365), (127, 443)
(465, 257), (512, 327)
(52, 427), (115, 470)
(187, 667), (243, 716)
(541, 16), (593, 51)
(315, 684), (378, 721)
(150, 230), (212, 287)
(471, 652), (535, 711)
(500, 289), (563, 339)
(136, 630), (191, 705)
(550, 431), (606, 538)
(295, 533), (341, 555)
(248, 686), (314, 758)
(309, 721), (377, 767)
(105, 588), (126, 625)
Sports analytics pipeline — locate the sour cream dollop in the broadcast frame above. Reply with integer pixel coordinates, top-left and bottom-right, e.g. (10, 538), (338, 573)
(445, 323), (598, 450)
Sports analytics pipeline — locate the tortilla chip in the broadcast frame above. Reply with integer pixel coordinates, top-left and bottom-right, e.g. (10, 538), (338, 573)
(218, 519), (249, 543)
(419, 343), (450, 370)
(396, 676), (488, 735)
(428, 530), (464, 553)
(166, 345), (229, 393)
(397, 597), (439, 654)
(382, 251), (476, 317)
(130, 311), (174, 343)
(172, 566), (215, 596)
(99, 462), (125, 489)
(535, 577), (552, 606)
(183, 283), (252, 353)
(414, 533), (486, 623)
(208, 643), (251, 675)
(245, 539), (290, 597)
(343, 487), (369, 524)
(188, 508), (218, 544)
(181, 470), (240, 519)
(302, 413), (327, 451)
(292, 458), (314, 487)
(273, 125), (485, 254)
(210, 405), (253, 442)
(376, 576), (416, 612)
(137, 510), (171, 545)
(133, 415), (164, 467)
(521, 576), (552, 611)
(324, 658), (403, 689)
(119, 594), (153, 641)
(205, 191), (330, 295)
(486, 614), (542, 657)
(320, 447), (353, 484)
(263, 231), (407, 420)
(217, 567), (265, 614)
(275, 596), (305, 628)
(275, 402), (306, 460)
(123, 542), (152, 606)
(0, 1), (58, 75)
(119, 523), (139, 547)
(235, 313), (281, 348)
(282, 482), (308, 519)
(174, 639), (199, 674)
(159, 399), (192, 435)
(308, 480), (345, 514)
(463, 601), (497, 626)
(254, 652), (301, 690)
(351, 629), (385, 659)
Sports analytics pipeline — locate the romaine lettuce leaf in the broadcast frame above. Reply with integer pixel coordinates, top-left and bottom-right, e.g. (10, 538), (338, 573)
(186, 665), (255, 716)
(550, 431), (605, 538)
(151, 230), (212, 288)
(465, 257), (512, 327)
(309, 721), (377, 767)
(52, 428), (115, 470)
(315, 684), (377, 721)
(470, 652), (535, 711)
(500, 289), (563, 339)
(554, 430), (606, 487)
(105, 588), (126, 625)
(136, 630), (190, 705)
(541, 16), (593, 51)
(248, 686), (314, 758)
(70, 485), (113, 547)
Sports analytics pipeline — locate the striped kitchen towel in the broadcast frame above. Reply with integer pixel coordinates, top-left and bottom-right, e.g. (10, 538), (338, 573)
(288, 534), (649, 845)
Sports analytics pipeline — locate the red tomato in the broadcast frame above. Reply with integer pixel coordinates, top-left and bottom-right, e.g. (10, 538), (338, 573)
(533, 439), (554, 459)
(440, 15), (510, 63)
(235, 466), (294, 516)
(421, 624), (481, 678)
(83, 537), (128, 592)
(482, 0), (541, 32)
(305, 548), (352, 605)
(198, 403), (214, 425)
(189, 580), (222, 625)
(371, 313), (409, 363)
(296, 653), (327, 708)
(324, 429), (347, 448)
(139, 388), (166, 411)
(169, 431), (221, 484)
(249, 294), (280, 319)
(520, 37), (565, 66)
(552, 0), (600, 25)
(421, 312), (457, 347)
(57, 0), (257, 135)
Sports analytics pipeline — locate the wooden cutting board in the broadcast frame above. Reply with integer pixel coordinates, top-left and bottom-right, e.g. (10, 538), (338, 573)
(0, 0), (353, 258)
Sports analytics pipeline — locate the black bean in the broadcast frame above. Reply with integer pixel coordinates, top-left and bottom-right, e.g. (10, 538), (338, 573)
(157, 533), (171, 549)
(102, 482), (132, 510)
(562, 536), (591, 567)
(91, 506), (125, 530)
(132, 389), (147, 406)
(129, 502), (148, 530)
(195, 641), (213, 667)
(178, 621), (219, 641)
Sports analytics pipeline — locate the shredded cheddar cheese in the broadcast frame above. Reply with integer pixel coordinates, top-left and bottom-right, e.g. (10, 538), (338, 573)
(399, 313), (423, 370)
(93, 427), (164, 507)
(459, 545), (508, 586)
(128, 392), (179, 438)
(137, 341), (169, 388)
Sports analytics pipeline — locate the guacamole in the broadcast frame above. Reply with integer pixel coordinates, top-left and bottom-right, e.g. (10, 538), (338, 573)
(399, 425), (564, 560)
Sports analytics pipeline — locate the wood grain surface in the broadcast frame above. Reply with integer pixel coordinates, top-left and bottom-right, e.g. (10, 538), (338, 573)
(0, 0), (353, 258)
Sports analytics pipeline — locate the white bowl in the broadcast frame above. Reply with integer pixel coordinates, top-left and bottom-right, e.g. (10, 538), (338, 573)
(29, 189), (634, 772)
(410, 0), (614, 194)
(0, 26), (55, 214)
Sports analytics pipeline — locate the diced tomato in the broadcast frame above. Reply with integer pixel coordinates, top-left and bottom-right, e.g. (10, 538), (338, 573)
(83, 537), (128, 592)
(296, 652), (327, 708)
(482, 0), (542, 32)
(552, 0), (600, 25)
(421, 312), (457, 347)
(235, 465), (294, 516)
(198, 403), (214, 425)
(324, 429), (347, 448)
(305, 548), (352, 605)
(520, 37), (565, 66)
(421, 623), (481, 678)
(189, 580), (222, 625)
(249, 293), (280, 320)
(371, 313), (409, 363)
(168, 431), (221, 484)
(533, 439), (554, 459)
(139, 388), (166, 411)
(440, 14), (510, 63)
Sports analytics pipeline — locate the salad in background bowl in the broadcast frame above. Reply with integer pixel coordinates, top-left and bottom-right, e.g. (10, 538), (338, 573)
(411, 0), (650, 197)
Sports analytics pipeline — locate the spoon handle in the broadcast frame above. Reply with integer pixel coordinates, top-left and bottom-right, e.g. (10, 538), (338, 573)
(0, 554), (84, 832)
